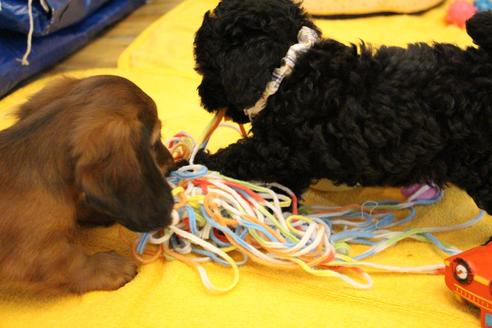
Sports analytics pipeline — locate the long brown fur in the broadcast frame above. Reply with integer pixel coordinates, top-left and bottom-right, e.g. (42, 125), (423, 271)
(0, 75), (175, 294)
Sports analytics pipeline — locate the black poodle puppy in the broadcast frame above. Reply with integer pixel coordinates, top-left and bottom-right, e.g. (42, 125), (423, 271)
(193, 0), (492, 216)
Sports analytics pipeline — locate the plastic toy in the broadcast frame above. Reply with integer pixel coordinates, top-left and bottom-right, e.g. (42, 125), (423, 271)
(446, 0), (477, 28)
(444, 240), (492, 328)
(475, 0), (492, 12)
(445, 0), (492, 28)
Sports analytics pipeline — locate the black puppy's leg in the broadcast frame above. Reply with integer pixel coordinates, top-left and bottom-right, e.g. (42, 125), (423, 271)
(195, 138), (312, 195)
(468, 187), (492, 214)
(449, 157), (492, 244)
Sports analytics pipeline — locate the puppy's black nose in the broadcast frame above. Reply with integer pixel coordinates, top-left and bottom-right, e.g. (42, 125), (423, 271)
(123, 210), (174, 233)
(120, 190), (175, 233)
(123, 215), (172, 233)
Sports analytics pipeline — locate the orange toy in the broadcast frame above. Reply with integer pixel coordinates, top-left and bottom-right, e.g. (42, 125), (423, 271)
(444, 240), (492, 328)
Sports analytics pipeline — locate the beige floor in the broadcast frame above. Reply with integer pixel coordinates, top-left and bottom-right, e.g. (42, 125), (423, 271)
(45, 0), (183, 76)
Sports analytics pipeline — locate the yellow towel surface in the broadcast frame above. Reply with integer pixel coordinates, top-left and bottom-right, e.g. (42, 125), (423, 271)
(0, 0), (491, 327)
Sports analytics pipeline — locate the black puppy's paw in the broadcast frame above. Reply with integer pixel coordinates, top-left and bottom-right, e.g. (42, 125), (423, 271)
(193, 149), (212, 166)
(172, 150), (214, 170)
(173, 159), (190, 169)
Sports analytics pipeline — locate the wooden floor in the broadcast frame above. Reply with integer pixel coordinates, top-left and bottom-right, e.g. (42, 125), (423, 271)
(45, 0), (183, 76)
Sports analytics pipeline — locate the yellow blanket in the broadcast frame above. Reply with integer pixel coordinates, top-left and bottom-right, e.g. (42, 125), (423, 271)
(1, 1), (491, 327)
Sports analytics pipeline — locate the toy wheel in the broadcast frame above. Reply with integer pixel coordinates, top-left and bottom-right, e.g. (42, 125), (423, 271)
(453, 258), (473, 284)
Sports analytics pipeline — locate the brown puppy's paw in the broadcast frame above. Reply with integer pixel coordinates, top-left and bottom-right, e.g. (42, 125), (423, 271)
(71, 251), (138, 293)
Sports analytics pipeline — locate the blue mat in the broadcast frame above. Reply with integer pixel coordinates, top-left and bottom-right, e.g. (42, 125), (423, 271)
(0, 0), (145, 98)
(0, 0), (112, 35)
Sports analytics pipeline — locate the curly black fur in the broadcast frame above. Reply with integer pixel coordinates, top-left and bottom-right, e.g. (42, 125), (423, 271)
(194, 0), (492, 218)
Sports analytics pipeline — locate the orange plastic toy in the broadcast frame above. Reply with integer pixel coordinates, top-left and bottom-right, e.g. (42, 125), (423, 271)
(444, 239), (492, 328)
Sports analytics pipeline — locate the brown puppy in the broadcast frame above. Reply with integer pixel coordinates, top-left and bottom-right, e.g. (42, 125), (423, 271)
(0, 75), (175, 294)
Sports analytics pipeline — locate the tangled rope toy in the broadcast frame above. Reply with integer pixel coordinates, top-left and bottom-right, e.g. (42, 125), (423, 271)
(121, 111), (484, 293)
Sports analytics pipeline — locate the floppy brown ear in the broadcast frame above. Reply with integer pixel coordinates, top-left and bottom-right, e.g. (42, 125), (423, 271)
(72, 116), (174, 232)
